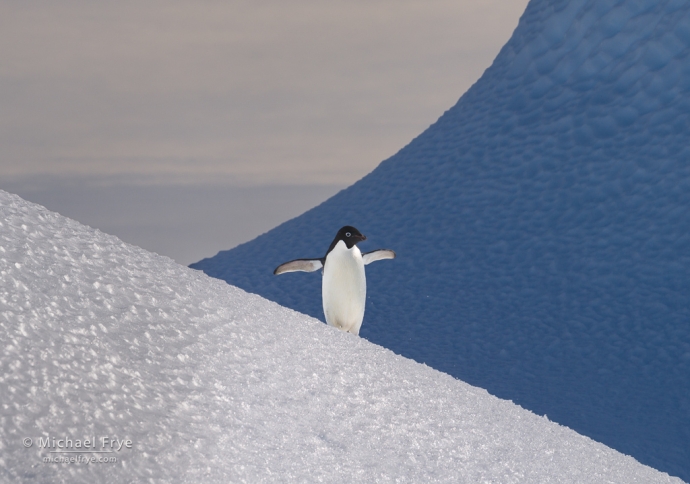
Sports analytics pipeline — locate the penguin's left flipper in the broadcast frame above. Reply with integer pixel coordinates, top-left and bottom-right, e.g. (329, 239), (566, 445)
(274, 258), (324, 275)
(362, 249), (396, 265)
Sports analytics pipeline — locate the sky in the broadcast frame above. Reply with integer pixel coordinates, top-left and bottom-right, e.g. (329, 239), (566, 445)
(1, 0), (528, 264)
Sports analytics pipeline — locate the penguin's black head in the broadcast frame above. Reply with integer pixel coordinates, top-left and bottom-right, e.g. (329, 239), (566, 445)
(334, 225), (366, 249)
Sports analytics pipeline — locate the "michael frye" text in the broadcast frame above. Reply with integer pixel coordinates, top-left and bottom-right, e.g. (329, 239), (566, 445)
(38, 436), (132, 451)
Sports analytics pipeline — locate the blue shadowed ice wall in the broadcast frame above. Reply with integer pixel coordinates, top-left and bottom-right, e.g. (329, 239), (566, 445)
(192, 0), (690, 479)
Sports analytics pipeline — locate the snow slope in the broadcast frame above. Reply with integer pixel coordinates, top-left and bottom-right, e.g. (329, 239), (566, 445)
(0, 194), (683, 482)
(191, 0), (690, 480)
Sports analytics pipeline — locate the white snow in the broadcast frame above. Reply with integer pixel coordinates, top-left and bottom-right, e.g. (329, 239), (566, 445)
(0, 191), (682, 482)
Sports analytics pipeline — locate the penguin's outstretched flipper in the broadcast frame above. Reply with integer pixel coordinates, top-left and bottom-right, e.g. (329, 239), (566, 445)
(274, 258), (324, 275)
(362, 249), (396, 265)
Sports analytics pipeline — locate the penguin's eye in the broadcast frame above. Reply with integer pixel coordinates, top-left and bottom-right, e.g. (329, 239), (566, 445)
(345, 232), (351, 237)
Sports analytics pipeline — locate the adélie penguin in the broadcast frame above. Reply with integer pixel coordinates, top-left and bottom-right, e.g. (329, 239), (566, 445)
(273, 226), (395, 335)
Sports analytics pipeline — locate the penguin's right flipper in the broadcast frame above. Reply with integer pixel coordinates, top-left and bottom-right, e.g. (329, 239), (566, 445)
(274, 258), (324, 275)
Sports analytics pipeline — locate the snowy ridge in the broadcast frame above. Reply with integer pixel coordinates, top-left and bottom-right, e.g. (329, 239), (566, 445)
(0, 190), (681, 482)
(191, 0), (690, 480)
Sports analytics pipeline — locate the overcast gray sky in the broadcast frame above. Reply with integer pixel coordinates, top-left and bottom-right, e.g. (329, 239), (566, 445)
(1, 0), (528, 264)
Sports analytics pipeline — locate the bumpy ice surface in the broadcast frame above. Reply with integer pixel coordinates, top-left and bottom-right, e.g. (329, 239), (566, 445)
(1, 192), (683, 482)
(191, 0), (690, 480)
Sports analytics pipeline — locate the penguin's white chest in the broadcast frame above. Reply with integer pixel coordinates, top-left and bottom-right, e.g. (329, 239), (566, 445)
(322, 241), (366, 335)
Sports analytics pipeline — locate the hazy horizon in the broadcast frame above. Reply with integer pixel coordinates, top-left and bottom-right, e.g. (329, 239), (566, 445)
(1, 0), (528, 262)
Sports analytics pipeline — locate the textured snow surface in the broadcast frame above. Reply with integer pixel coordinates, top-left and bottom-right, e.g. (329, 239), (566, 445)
(0, 195), (681, 482)
(191, 0), (690, 480)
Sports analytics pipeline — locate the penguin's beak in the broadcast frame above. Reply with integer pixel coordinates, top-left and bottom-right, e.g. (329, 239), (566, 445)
(358, 234), (367, 241)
